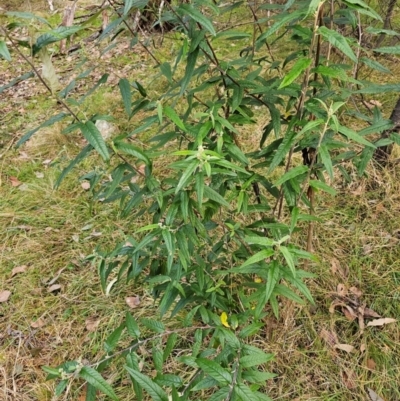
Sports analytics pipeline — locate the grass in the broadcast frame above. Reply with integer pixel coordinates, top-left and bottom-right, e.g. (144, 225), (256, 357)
(1, 2), (400, 401)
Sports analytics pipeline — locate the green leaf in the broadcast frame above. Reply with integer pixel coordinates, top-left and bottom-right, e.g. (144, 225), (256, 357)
(124, 0), (134, 15)
(180, 47), (199, 95)
(256, 10), (303, 43)
(355, 83), (400, 94)
(163, 333), (178, 362)
(7, 11), (51, 26)
(175, 160), (198, 193)
(55, 144), (93, 188)
(126, 312), (141, 338)
(309, 180), (337, 196)
(239, 322), (264, 338)
(179, 4), (216, 36)
(318, 26), (357, 62)
(268, 131), (297, 173)
(203, 186), (230, 208)
(114, 141), (151, 167)
(240, 351), (274, 368)
(338, 125), (376, 148)
(274, 165), (308, 187)
(235, 249), (275, 271)
(273, 283), (305, 304)
(32, 26), (83, 55)
(79, 367), (119, 401)
(104, 324), (124, 353)
(119, 78), (132, 117)
(17, 112), (69, 147)
(0, 40), (11, 61)
(196, 358), (232, 385)
(125, 366), (168, 401)
(235, 384), (268, 401)
(374, 46), (400, 54)
(164, 106), (187, 132)
(79, 121), (110, 161)
(360, 57), (391, 74)
(357, 146), (374, 176)
(279, 57), (311, 89)
(140, 318), (165, 333)
(126, 353), (143, 401)
(318, 144), (333, 179)
(265, 261), (280, 303)
(279, 246), (296, 277)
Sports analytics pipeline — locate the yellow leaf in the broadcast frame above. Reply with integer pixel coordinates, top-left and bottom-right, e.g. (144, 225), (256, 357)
(220, 312), (230, 328)
(254, 277), (262, 283)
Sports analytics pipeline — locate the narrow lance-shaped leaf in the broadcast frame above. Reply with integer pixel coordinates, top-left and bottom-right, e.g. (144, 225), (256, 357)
(164, 106), (187, 132)
(0, 40), (11, 61)
(338, 125), (376, 148)
(79, 121), (110, 161)
(279, 57), (311, 89)
(318, 26), (357, 62)
(79, 367), (119, 401)
(119, 78), (132, 117)
(279, 246), (296, 277)
(180, 46), (199, 95)
(179, 4), (216, 36)
(114, 141), (151, 168)
(125, 366), (168, 401)
(196, 358), (232, 385)
(274, 165), (308, 186)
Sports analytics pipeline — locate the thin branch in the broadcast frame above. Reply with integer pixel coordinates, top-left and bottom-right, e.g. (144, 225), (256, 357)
(2, 27), (80, 121)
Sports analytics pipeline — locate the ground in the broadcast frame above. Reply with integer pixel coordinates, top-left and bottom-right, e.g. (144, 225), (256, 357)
(1, 2), (400, 401)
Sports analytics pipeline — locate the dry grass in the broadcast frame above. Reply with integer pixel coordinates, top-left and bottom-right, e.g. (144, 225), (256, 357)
(1, 4), (400, 401)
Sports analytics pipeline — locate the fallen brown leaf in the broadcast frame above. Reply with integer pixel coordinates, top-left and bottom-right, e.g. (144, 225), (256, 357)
(11, 265), (27, 277)
(330, 257), (348, 278)
(364, 308), (381, 319)
(31, 318), (45, 328)
(337, 283), (347, 297)
(366, 358), (376, 370)
(360, 343), (366, 353)
(343, 305), (358, 321)
(342, 369), (357, 389)
(47, 284), (62, 293)
(0, 290), (11, 302)
(10, 176), (22, 187)
(366, 388), (386, 401)
(319, 328), (338, 348)
(349, 286), (362, 298)
(126, 296), (141, 309)
(85, 317), (100, 332)
(81, 181), (90, 190)
(334, 343), (354, 353)
(367, 318), (396, 327)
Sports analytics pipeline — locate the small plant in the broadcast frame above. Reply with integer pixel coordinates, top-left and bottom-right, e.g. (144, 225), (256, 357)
(2, 0), (400, 399)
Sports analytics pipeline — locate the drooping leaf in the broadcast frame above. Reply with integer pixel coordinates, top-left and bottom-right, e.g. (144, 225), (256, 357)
(17, 112), (69, 147)
(279, 57), (311, 89)
(140, 318), (165, 333)
(309, 180), (337, 196)
(164, 106), (187, 132)
(55, 144), (93, 188)
(0, 40), (11, 61)
(79, 121), (110, 161)
(274, 165), (308, 186)
(180, 47), (199, 95)
(125, 366), (168, 401)
(318, 26), (357, 62)
(203, 185), (230, 207)
(104, 324), (125, 353)
(196, 358), (232, 385)
(338, 125), (376, 148)
(179, 4), (216, 36)
(32, 26), (83, 55)
(79, 367), (119, 401)
(119, 78), (132, 117)
(114, 141), (151, 167)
